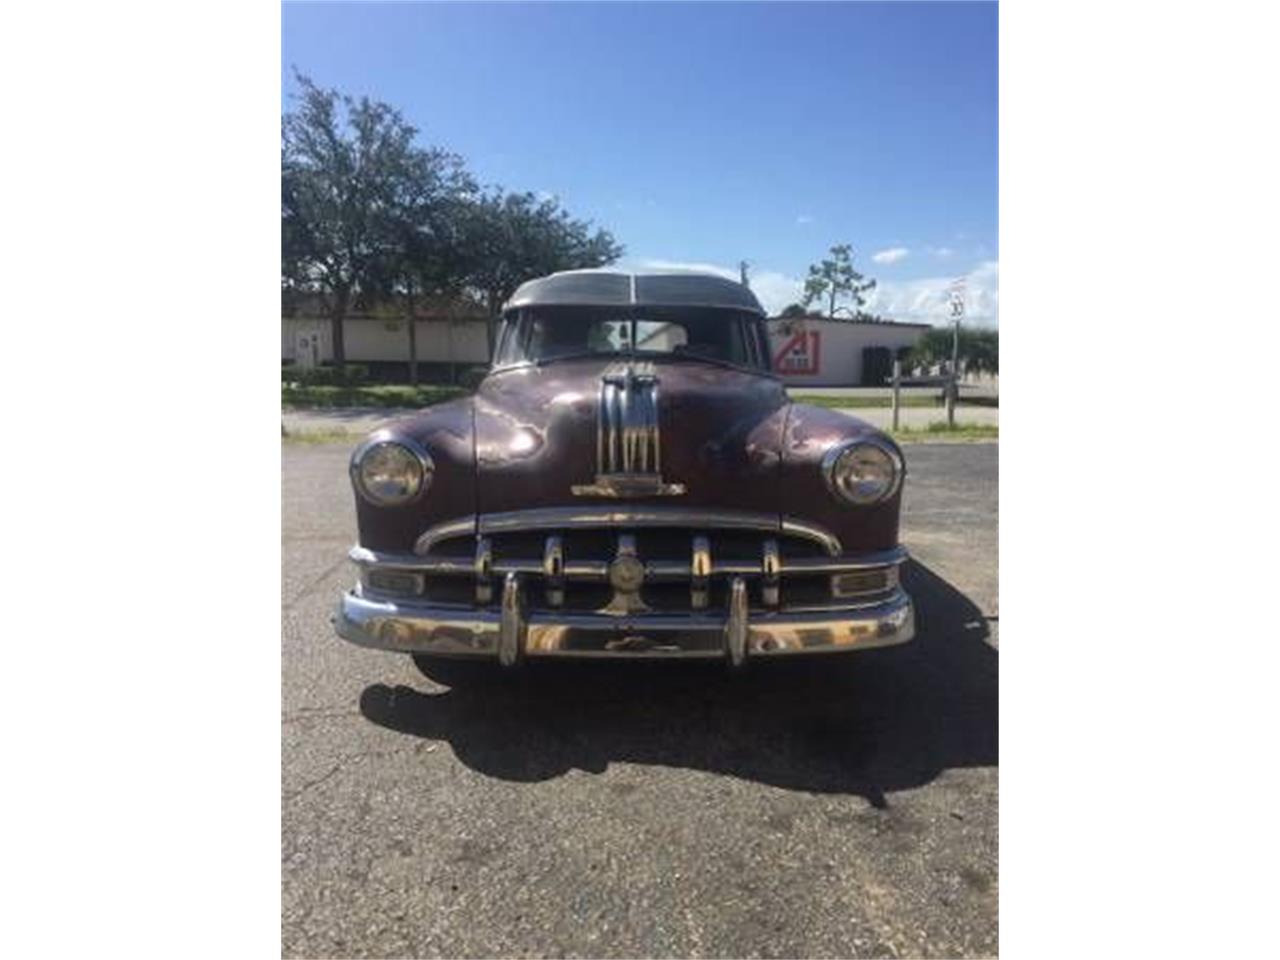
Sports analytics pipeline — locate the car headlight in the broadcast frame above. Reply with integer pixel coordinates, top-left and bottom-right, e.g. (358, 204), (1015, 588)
(350, 436), (433, 506)
(822, 438), (903, 505)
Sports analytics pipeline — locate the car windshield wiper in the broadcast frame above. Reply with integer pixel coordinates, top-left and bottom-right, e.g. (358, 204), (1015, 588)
(646, 351), (741, 372)
(532, 349), (624, 367)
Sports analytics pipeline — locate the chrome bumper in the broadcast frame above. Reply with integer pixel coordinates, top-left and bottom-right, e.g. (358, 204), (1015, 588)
(334, 575), (914, 665)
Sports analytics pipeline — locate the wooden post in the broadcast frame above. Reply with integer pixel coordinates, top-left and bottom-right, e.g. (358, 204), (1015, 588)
(446, 310), (456, 385)
(891, 357), (901, 431)
(407, 315), (418, 386)
(948, 318), (960, 427)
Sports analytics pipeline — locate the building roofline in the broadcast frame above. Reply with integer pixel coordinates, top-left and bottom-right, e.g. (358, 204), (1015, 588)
(766, 315), (932, 329)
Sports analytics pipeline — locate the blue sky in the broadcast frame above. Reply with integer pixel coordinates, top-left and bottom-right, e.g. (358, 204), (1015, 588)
(282, 1), (998, 324)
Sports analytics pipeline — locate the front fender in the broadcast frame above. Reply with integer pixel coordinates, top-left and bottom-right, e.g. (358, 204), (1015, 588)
(352, 397), (476, 553)
(780, 404), (903, 553)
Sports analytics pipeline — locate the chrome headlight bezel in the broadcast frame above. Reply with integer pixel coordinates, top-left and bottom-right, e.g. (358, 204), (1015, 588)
(349, 434), (434, 507)
(822, 437), (904, 506)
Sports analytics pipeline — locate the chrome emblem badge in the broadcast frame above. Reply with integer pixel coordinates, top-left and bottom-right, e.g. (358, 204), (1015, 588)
(608, 554), (646, 593)
(572, 361), (686, 498)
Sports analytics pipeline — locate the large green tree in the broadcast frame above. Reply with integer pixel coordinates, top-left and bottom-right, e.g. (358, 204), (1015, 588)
(368, 146), (478, 384)
(802, 244), (877, 320)
(282, 73), (435, 366)
(460, 190), (624, 351)
(283, 75), (625, 368)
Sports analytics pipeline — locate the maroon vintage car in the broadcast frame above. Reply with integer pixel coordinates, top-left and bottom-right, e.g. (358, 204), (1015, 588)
(335, 269), (914, 674)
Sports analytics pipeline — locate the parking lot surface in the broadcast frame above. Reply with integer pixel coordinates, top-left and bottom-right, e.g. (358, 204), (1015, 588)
(283, 441), (998, 958)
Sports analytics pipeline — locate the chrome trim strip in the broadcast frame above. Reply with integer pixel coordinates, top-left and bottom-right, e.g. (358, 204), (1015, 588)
(414, 516), (477, 555)
(492, 560), (542, 576)
(468, 506), (838, 553)
(606, 378), (621, 471)
(563, 560), (610, 579)
(570, 475), (687, 498)
(780, 518), (842, 557)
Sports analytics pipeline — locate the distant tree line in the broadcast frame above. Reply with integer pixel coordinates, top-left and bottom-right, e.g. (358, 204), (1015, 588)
(776, 241), (996, 375)
(282, 72), (623, 375)
(910, 326), (999, 375)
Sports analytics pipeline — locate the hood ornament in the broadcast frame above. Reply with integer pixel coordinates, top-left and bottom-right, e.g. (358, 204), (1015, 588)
(572, 361), (686, 498)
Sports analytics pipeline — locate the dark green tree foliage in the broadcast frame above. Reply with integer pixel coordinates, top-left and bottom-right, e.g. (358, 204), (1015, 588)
(366, 143), (478, 383)
(283, 74), (624, 367)
(909, 326), (999, 375)
(283, 72), (431, 364)
(461, 190), (624, 350)
(802, 244), (878, 320)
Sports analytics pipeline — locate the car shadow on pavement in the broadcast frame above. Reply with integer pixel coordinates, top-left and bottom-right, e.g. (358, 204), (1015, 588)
(358, 560), (996, 806)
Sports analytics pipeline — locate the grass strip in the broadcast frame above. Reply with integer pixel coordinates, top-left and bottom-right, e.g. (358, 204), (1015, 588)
(282, 383), (466, 409)
(889, 422), (998, 443)
(791, 393), (998, 409)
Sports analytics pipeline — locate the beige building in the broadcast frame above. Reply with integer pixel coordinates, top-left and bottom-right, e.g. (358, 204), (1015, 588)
(766, 316), (930, 387)
(283, 304), (931, 388)
(282, 315), (490, 368)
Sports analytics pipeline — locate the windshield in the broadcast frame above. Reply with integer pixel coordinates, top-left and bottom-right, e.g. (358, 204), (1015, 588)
(493, 306), (771, 371)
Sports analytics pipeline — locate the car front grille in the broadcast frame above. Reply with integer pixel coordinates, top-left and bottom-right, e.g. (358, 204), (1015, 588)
(354, 508), (906, 615)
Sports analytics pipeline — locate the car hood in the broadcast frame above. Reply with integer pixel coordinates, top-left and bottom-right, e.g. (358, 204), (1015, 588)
(473, 357), (789, 515)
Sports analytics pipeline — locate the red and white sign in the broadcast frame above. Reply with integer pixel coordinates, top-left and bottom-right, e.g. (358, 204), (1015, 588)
(773, 329), (822, 375)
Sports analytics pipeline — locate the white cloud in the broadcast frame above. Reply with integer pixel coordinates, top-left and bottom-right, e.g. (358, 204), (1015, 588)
(795, 214), (814, 225)
(619, 257), (999, 326)
(626, 258), (803, 316)
(872, 246), (910, 264)
(864, 260), (1000, 327)
(928, 246), (955, 258)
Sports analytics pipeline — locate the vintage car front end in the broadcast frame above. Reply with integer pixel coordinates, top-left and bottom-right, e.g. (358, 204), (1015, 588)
(334, 270), (914, 667)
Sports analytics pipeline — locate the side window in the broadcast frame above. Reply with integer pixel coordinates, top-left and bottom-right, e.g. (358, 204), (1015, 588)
(754, 320), (772, 371)
(493, 314), (517, 365)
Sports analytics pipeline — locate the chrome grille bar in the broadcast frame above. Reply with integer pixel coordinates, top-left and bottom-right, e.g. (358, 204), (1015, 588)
(762, 538), (781, 607)
(691, 535), (710, 609)
(370, 511), (906, 610)
(543, 535), (564, 607)
(457, 506), (841, 556)
(474, 536), (493, 604)
(355, 544), (907, 578)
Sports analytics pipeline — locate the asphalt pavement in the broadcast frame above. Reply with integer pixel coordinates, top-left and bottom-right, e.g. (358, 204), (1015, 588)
(282, 442), (998, 958)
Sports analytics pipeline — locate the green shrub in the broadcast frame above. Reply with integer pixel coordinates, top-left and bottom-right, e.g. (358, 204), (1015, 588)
(281, 383), (467, 409)
(281, 363), (369, 386)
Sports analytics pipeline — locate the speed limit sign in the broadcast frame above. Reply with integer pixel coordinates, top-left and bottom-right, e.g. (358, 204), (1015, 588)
(948, 280), (966, 319)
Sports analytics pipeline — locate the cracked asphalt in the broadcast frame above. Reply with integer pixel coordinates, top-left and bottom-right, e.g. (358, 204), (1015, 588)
(282, 441), (998, 958)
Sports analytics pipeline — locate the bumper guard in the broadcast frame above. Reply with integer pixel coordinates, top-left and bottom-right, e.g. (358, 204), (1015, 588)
(335, 573), (914, 665)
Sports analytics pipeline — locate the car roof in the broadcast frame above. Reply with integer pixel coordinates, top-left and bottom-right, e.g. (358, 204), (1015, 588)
(504, 269), (766, 316)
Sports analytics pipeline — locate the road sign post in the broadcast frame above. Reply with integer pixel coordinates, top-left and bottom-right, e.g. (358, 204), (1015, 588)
(947, 280), (966, 427)
(892, 357), (902, 431)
